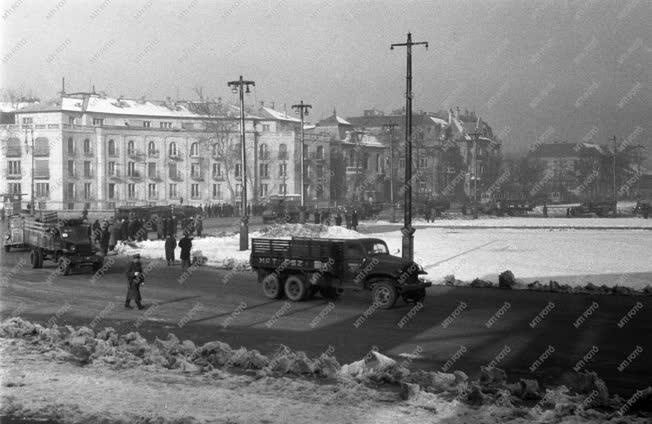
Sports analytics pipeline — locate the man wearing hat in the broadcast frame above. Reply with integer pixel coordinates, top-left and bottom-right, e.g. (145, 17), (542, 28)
(125, 254), (145, 309)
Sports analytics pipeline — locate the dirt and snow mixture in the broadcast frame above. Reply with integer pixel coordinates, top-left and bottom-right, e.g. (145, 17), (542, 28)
(1, 317), (650, 423)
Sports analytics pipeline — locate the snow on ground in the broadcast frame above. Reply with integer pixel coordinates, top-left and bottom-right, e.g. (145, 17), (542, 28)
(369, 216), (652, 228)
(369, 227), (652, 290)
(2, 317), (650, 424)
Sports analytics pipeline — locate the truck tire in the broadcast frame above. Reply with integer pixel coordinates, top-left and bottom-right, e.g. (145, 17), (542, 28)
(284, 274), (308, 302)
(261, 273), (283, 299)
(4, 245), (10, 253)
(30, 249), (43, 269)
(371, 281), (398, 309)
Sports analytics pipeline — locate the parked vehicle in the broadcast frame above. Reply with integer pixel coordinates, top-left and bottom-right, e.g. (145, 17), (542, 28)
(569, 201), (616, 217)
(4, 213), (103, 275)
(250, 236), (431, 309)
(262, 197), (302, 224)
(633, 201), (651, 218)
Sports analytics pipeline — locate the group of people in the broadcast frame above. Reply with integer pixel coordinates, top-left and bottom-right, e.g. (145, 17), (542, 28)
(309, 208), (359, 230)
(155, 215), (203, 239)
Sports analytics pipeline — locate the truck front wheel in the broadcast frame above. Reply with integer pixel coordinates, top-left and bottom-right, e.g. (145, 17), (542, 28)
(284, 274), (308, 302)
(371, 281), (398, 309)
(261, 273), (284, 299)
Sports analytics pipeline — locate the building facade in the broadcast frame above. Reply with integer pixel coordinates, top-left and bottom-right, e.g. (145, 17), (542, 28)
(0, 92), (313, 212)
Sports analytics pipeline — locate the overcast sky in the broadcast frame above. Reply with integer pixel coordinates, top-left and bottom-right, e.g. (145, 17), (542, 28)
(1, 0), (651, 156)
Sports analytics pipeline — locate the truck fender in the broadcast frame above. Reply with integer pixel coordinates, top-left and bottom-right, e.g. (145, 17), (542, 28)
(364, 274), (397, 290)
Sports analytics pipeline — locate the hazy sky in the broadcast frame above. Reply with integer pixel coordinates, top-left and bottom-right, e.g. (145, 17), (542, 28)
(1, 0), (651, 156)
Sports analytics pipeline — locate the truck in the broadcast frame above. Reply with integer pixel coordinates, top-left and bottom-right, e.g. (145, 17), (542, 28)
(568, 200), (616, 217)
(4, 213), (103, 275)
(250, 236), (432, 309)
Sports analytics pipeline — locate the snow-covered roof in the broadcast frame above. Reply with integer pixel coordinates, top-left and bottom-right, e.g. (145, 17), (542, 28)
(342, 131), (385, 148)
(61, 96), (199, 117)
(317, 114), (352, 127)
(430, 116), (448, 126)
(258, 106), (301, 123)
(0, 101), (39, 113)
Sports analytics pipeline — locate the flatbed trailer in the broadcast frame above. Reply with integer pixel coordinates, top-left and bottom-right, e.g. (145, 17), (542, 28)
(250, 236), (431, 309)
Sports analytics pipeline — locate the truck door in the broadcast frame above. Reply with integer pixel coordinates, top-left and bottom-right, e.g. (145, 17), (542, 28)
(342, 242), (365, 288)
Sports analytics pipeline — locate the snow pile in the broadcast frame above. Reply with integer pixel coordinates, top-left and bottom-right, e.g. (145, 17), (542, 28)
(2, 317), (651, 422)
(116, 224), (364, 270)
(439, 269), (652, 296)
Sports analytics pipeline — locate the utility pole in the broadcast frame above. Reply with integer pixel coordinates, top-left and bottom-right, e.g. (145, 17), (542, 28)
(383, 123), (399, 223)
(469, 131), (482, 219)
(612, 135), (617, 216)
(29, 128), (35, 215)
(227, 75), (255, 250)
(391, 32), (428, 261)
(291, 100), (312, 222)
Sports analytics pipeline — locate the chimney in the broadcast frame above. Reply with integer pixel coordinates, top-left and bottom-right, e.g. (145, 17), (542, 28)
(61, 77), (66, 95)
(270, 101), (275, 109)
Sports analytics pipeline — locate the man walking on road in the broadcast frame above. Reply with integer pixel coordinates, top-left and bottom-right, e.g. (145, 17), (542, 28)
(165, 234), (177, 266)
(125, 254), (145, 310)
(179, 233), (192, 271)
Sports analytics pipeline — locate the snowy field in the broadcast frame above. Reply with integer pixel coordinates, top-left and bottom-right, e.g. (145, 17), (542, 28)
(118, 222), (652, 290)
(370, 216), (652, 229)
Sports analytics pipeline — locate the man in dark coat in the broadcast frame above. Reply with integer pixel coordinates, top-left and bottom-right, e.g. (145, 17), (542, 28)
(178, 233), (192, 271)
(352, 209), (359, 231)
(314, 210), (321, 224)
(125, 254), (144, 309)
(165, 234), (177, 266)
(335, 212), (343, 226)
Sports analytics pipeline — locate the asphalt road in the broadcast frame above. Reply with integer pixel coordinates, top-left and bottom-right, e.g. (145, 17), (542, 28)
(1, 243), (650, 397)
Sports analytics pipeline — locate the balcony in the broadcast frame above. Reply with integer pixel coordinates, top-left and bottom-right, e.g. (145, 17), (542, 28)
(6, 172), (22, 180)
(309, 152), (324, 160)
(108, 150), (119, 158)
(148, 172), (162, 182)
(278, 152), (289, 160)
(169, 172), (183, 181)
(109, 170), (121, 181)
(83, 149), (94, 157)
(259, 153), (271, 161)
(147, 150), (160, 158)
(128, 150), (143, 159)
(127, 171), (143, 181)
(168, 151), (183, 161)
(67, 149), (77, 157)
(191, 173), (204, 182)
(82, 172), (93, 179)
(34, 170), (50, 179)
(34, 148), (50, 157)
(212, 173), (225, 181)
(6, 147), (21, 158)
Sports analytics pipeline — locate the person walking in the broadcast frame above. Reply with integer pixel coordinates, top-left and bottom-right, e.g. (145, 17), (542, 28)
(351, 209), (359, 231)
(125, 254), (145, 309)
(314, 209), (321, 225)
(179, 233), (192, 271)
(543, 203), (548, 218)
(345, 209), (351, 229)
(165, 234), (177, 265)
(335, 211), (342, 226)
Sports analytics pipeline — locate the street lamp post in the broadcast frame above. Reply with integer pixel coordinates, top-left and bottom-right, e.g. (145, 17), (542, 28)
(291, 100), (312, 222)
(468, 131), (482, 219)
(383, 123), (399, 223)
(228, 75), (255, 251)
(391, 32), (428, 261)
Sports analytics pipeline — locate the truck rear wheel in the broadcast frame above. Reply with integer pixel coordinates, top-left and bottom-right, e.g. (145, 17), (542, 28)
(284, 274), (308, 302)
(30, 249), (43, 269)
(371, 281), (397, 309)
(261, 273), (283, 299)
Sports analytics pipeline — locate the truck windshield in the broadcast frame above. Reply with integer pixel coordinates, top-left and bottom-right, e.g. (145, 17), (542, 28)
(363, 241), (389, 255)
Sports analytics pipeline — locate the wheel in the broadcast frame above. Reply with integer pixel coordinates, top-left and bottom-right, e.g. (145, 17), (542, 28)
(402, 288), (426, 305)
(30, 249), (43, 269)
(371, 281), (398, 309)
(319, 286), (339, 300)
(284, 274), (308, 302)
(4, 245), (10, 252)
(58, 257), (71, 276)
(261, 273), (283, 299)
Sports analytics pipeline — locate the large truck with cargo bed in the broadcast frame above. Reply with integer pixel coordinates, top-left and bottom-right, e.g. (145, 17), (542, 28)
(250, 236), (431, 309)
(4, 213), (103, 275)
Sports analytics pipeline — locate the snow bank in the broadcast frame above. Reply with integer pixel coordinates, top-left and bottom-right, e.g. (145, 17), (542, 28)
(2, 317), (650, 422)
(116, 224), (364, 270)
(371, 216), (652, 228)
